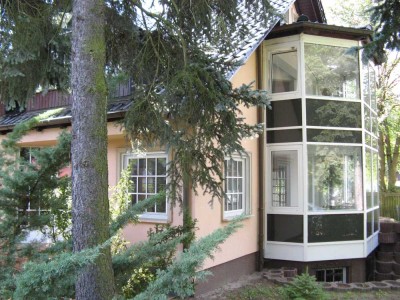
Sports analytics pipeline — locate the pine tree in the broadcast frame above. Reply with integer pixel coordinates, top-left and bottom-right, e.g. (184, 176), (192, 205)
(0, 1), (277, 298)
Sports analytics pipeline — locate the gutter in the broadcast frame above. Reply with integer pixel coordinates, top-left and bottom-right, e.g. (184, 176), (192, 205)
(256, 46), (265, 271)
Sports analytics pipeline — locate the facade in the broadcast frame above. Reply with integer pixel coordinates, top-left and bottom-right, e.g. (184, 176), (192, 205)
(0, 0), (379, 292)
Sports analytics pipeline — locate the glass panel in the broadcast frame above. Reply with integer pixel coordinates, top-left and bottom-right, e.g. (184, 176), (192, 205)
(365, 150), (372, 209)
(138, 177), (146, 193)
(374, 209), (379, 232)
(138, 159), (146, 175)
(307, 129), (362, 143)
(367, 211), (373, 237)
(364, 105), (371, 133)
(147, 177), (156, 193)
(372, 151), (379, 207)
(147, 158), (156, 175)
(372, 137), (378, 150)
(305, 43), (360, 99)
(308, 214), (363, 242)
(156, 197), (166, 213)
(369, 65), (377, 110)
(271, 151), (298, 207)
(156, 158), (166, 175)
(307, 99), (361, 128)
(271, 51), (298, 93)
(267, 214), (303, 243)
(372, 114), (378, 136)
(308, 145), (363, 211)
(130, 159), (138, 175)
(267, 129), (302, 143)
(267, 99), (302, 128)
(362, 60), (370, 106)
(365, 134), (372, 148)
(156, 177), (166, 192)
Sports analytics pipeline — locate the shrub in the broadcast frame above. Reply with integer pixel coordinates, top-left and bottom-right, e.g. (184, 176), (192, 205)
(279, 272), (327, 300)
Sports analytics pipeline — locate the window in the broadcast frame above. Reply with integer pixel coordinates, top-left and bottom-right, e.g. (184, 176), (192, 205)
(122, 153), (168, 220)
(308, 145), (363, 211)
(224, 154), (250, 219)
(271, 50), (298, 93)
(305, 43), (360, 99)
(308, 214), (363, 242)
(271, 150), (299, 207)
(315, 268), (347, 283)
(267, 214), (303, 243)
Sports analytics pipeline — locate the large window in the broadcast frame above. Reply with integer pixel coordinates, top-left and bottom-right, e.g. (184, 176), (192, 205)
(308, 214), (363, 242)
(224, 154), (250, 219)
(305, 44), (360, 99)
(308, 146), (363, 211)
(271, 50), (298, 93)
(123, 153), (168, 219)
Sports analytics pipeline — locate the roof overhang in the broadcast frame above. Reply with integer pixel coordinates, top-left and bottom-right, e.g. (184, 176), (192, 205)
(267, 22), (373, 43)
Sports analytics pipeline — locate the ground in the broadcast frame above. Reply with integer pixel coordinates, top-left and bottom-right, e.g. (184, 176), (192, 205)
(195, 272), (400, 299)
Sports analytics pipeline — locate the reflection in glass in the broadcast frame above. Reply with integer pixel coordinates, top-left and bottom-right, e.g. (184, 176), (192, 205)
(372, 151), (379, 207)
(267, 129), (302, 143)
(365, 150), (372, 209)
(305, 44), (360, 99)
(307, 129), (362, 143)
(374, 209), (379, 232)
(267, 99), (302, 128)
(367, 211), (373, 237)
(267, 214), (303, 243)
(308, 214), (363, 242)
(308, 145), (363, 211)
(307, 99), (361, 128)
(364, 105), (371, 133)
(362, 60), (371, 106)
(271, 51), (298, 93)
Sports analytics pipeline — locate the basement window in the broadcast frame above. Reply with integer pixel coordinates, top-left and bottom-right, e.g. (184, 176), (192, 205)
(315, 267), (347, 283)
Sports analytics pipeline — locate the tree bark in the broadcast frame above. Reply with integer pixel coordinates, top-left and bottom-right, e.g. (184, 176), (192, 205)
(71, 0), (115, 299)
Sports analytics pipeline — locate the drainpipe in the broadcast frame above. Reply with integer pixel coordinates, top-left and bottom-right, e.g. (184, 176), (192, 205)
(256, 46), (265, 271)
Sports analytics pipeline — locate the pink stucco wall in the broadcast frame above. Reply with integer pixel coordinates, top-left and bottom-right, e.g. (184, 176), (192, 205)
(190, 52), (260, 269)
(7, 50), (260, 266)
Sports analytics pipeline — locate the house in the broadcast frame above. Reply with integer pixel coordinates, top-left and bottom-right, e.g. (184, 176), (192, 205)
(0, 0), (379, 293)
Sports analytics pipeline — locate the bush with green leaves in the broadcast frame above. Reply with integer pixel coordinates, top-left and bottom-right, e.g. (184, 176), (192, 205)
(279, 272), (327, 300)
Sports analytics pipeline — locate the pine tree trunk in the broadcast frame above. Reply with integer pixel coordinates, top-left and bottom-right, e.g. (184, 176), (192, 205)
(71, 0), (115, 299)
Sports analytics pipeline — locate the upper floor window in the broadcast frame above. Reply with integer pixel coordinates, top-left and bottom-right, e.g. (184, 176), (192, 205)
(224, 154), (250, 219)
(122, 153), (168, 221)
(271, 50), (298, 93)
(305, 43), (360, 99)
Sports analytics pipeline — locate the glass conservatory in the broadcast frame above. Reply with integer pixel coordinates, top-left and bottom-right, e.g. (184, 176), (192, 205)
(262, 24), (379, 265)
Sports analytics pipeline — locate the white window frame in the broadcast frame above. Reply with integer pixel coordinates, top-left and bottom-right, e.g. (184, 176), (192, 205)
(121, 151), (169, 222)
(263, 39), (302, 101)
(223, 153), (251, 220)
(266, 144), (303, 214)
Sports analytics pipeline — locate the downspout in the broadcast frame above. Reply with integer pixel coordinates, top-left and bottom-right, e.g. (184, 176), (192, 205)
(256, 46), (265, 271)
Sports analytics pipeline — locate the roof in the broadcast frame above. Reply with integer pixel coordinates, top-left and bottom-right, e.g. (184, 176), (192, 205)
(0, 0), (296, 131)
(0, 100), (131, 132)
(266, 21), (373, 41)
(226, 0), (295, 78)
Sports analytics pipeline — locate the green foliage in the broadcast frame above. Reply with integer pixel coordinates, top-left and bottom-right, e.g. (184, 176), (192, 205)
(122, 267), (156, 298)
(134, 216), (244, 300)
(368, 0), (400, 58)
(279, 272), (327, 300)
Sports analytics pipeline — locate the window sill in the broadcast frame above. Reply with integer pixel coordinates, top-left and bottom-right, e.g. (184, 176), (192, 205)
(138, 213), (169, 224)
(223, 213), (253, 222)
